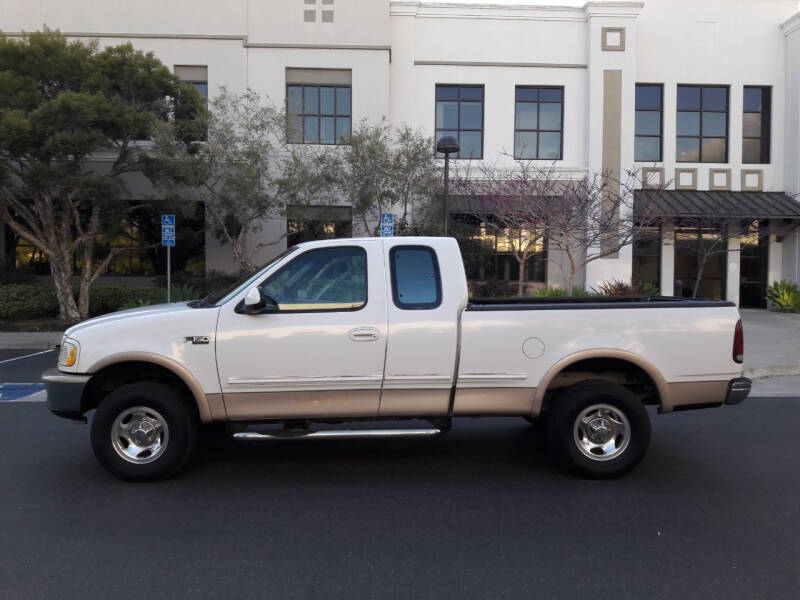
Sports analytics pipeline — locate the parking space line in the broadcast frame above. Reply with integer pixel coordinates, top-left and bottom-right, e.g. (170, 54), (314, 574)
(0, 349), (56, 365)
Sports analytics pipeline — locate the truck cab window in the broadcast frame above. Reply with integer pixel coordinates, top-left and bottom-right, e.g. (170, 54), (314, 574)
(390, 246), (442, 309)
(259, 246), (367, 311)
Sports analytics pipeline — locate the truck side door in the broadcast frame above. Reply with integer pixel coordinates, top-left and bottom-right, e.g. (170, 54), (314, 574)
(215, 241), (387, 419)
(378, 239), (467, 416)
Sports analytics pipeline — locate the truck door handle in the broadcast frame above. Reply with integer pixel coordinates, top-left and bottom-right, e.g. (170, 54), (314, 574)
(349, 327), (379, 342)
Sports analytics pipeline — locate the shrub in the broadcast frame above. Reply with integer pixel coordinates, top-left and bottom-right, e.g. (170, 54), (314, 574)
(0, 284), (59, 320)
(88, 286), (164, 316)
(469, 279), (518, 298)
(534, 286), (592, 298)
(117, 284), (202, 311)
(592, 279), (659, 297)
(766, 280), (800, 313)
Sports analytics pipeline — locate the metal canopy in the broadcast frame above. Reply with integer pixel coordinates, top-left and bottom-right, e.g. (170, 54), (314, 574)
(635, 189), (800, 219)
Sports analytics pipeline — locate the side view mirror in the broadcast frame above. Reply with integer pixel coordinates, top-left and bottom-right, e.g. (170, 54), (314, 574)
(239, 287), (279, 315)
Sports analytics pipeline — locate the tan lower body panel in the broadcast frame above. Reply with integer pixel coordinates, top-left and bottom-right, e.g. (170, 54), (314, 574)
(205, 393), (228, 421)
(453, 387), (537, 416)
(222, 389), (379, 420)
(378, 388), (450, 416)
(668, 380), (729, 408)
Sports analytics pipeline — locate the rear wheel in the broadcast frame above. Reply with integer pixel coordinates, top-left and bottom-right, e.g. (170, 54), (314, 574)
(546, 380), (650, 478)
(90, 381), (197, 481)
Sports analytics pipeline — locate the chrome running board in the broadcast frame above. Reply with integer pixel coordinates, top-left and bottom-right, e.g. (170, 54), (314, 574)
(233, 428), (444, 440)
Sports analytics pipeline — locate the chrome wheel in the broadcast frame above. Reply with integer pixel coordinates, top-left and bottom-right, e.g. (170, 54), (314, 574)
(572, 403), (630, 462)
(110, 406), (169, 464)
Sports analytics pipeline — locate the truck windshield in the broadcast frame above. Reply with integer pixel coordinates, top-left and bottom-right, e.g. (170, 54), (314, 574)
(196, 247), (298, 307)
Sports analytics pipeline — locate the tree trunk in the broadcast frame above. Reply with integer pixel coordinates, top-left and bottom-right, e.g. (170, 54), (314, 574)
(517, 258), (526, 297)
(49, 257), (80, 322)
(692, 256), (707, 298)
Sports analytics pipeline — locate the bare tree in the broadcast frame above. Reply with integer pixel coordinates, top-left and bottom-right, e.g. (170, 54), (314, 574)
(661, 216), (799, 298)
(453, 160), (651, 294)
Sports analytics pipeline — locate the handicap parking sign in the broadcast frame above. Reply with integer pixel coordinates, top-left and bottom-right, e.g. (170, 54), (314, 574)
(161, 214), (175, 227)
(380, 213), (394, 237)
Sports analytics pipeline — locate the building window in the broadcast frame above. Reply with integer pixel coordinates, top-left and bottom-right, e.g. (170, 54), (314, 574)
(286, 205), (352, 246)
(287, 84), (351, 145)
(513, 86), (563, 160)
(676, 85), (728, 163)
(743, 86), (771, 164)
(452, 215), (547, 285)
(632, 226), (661, 290)
(634, 84), (662, 162)
(674, 226), (726, 300)
(175, 65), (208, 141)
(435, 85), (483, 159)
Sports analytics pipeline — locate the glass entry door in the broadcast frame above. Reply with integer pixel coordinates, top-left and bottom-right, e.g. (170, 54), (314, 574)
(739, 222), (768, 309)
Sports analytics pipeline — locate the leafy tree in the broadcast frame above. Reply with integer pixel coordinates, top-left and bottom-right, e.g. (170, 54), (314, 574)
(0, 31), (204, 321)
(148, 88), (337, 273)
(336, 120), (439, 236)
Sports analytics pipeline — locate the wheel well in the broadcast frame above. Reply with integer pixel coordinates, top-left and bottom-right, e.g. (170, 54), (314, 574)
(541, 358), (661, 413)
(82, 361), (198, 417)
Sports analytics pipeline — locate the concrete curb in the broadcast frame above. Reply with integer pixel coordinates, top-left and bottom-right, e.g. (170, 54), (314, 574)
(744, 364), (800, 379)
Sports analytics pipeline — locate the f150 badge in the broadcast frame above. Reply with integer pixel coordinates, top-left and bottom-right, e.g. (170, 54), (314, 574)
(184, 336), (210, 345)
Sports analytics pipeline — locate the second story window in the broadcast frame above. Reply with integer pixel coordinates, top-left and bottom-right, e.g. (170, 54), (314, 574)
(743, 86), (771, 164)
(514, 86), (563, 160)
(634, 84), (662, 162)
(676, 85), (728, 163)
(435, 85), (483, 159)
(287, 84), (351, 145)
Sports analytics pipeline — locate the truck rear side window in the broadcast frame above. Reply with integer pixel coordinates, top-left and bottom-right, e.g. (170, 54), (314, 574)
(390, 246), (442, 310)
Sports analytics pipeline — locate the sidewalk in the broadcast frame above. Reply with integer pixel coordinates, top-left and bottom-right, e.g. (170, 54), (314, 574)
(0, 331), (62, 350)
(740, 309), (800, 379)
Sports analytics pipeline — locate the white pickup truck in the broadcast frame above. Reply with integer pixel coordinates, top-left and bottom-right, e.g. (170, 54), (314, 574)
(44, 237), (750, 480)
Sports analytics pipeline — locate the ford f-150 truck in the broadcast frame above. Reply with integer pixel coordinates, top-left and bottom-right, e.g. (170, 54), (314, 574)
(43, 237), (750, 480)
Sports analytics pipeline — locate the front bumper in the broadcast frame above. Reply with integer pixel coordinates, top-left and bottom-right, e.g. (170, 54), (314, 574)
(725, 377), (751, 406)
(42, 368), (91, 421)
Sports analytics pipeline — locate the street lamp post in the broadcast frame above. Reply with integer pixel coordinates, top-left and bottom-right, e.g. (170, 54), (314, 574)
(436, 136), (460, 236)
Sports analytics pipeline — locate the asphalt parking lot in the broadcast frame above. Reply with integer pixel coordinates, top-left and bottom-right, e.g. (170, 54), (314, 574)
(0, 352), (798, 599)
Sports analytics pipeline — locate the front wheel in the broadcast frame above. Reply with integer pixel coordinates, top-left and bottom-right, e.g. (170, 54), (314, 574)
(546, 380), (651, 478)
(90, 381), (197, 481)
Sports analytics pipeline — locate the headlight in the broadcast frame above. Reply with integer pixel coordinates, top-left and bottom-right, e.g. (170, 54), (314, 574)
(59, 340), (78, 368)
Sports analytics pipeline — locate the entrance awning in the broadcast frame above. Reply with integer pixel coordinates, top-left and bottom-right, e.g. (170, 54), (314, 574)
(634, 190), (800, 219)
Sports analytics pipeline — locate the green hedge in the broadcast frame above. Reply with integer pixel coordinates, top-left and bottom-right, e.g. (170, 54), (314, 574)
(0, 284), (168, 320)
(0, 284), (60, 320)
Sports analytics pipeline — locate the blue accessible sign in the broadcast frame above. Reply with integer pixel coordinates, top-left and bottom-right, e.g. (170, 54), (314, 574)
(380, 213), (394, 237)
(161, 214), (175, 246)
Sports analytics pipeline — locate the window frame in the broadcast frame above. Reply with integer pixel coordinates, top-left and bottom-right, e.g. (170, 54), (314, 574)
(389, 245), (443, 310)
(255, 245), (368, 313)
(513, 85), (564, 161)
(676, 84), (729, 164)
(286, 83), (352, 145)
(742, 85), (771, 165)
(434, 84), (485, 160)
(634, 83), (663, 162)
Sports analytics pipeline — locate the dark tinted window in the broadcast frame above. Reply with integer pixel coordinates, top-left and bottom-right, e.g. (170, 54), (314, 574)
(514, 86), (564, 160)
(287, 84), (351, 145)
(676, 85), (728, 163)
(435, 85), (484, 159)
(390, 246), (442, 309)
(635, 84), (662, 162)
(743, 86), (771, 164)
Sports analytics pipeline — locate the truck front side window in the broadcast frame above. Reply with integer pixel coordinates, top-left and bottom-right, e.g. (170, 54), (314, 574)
(259, 246), (367, 311)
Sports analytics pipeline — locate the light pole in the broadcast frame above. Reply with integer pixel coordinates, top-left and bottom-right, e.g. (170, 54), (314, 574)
(436, 136), (459, 236)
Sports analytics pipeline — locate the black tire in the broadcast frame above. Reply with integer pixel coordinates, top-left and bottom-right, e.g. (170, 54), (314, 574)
(90, 381), (198, 481)
(546, 380), (650, 479)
